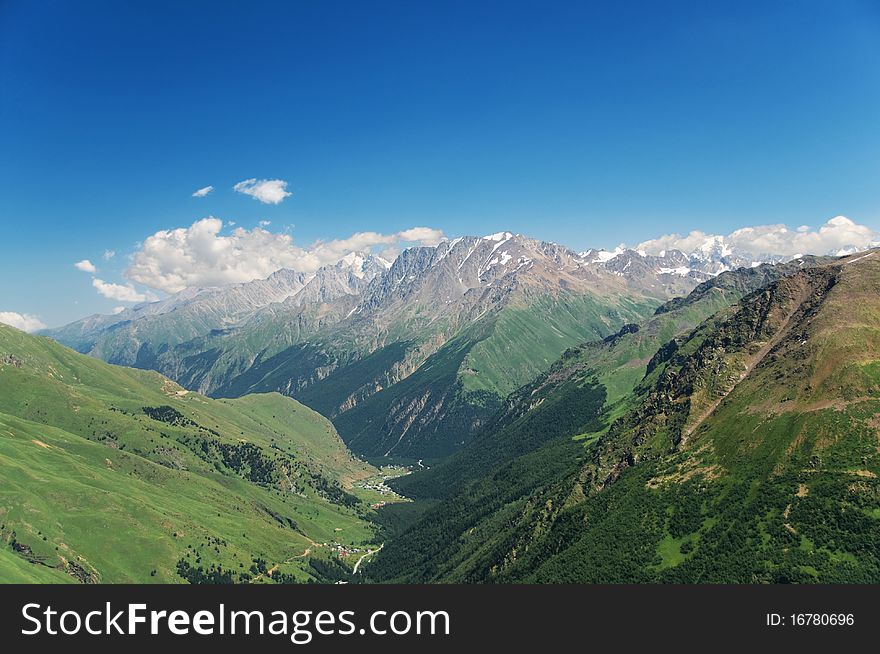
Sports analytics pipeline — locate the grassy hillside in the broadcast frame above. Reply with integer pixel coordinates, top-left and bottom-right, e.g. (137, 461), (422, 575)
(373, 254), (880, 583)
(458, 294), (657, 397)
(0, 324), (384, 584)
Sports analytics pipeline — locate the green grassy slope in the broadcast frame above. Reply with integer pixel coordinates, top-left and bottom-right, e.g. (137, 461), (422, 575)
(0, 324), (382, 584)
(329, 331), (496, 459)
(459, 294), (656, 397)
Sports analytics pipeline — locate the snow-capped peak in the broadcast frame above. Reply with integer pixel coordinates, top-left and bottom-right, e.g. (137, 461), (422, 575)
(340, 251), (365, 267)
(338, 252), (368, 278)
(483, 231), (514, 242)
(337, 251), (390, 279)
(583, 246), (626, 263)
(690, 234), (733, 260)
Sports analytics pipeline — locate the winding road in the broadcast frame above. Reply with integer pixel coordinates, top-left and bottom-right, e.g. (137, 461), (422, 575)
(352, 544), (384, 574)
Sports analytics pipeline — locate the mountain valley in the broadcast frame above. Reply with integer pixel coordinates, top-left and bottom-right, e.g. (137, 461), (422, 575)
(9, 230), (879, 584)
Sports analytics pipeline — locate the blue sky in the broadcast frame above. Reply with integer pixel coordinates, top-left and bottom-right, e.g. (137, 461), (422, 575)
(2, 0), (880, 327)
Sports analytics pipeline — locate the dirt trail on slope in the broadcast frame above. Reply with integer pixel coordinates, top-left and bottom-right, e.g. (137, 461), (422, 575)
(252, 537), (321, 582)
(681, 280), (815, 444)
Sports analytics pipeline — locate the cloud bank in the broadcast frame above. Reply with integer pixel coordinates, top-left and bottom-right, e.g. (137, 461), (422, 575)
(0, 311), (46, 332)
(74, 259), (97, 273)
(233, 178), (292, 204)
(125, 217), (445, 293)
(192, 185), (214, 198)
(92, 278), (156, 303)
(637, 216), (878, 258)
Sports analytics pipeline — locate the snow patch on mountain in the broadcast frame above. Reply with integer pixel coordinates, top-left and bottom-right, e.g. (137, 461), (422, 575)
(580, 246), (624, 263)
(658, 266), (693, 276)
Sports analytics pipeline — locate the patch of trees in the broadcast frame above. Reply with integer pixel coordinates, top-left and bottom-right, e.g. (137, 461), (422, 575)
(143, 405), (195, 427)
(377, 440), (880, 584)
(143, 405), (220, 436)
(370, 436), (586, 582)
(308, 473), (359, 507)
(217, 441), (276, 484)
(307, 557), (351, 583)
(176, 559), (237, 584)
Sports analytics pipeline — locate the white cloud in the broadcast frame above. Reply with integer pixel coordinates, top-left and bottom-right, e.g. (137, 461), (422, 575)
(192, 185), (214, 198)
(74, 259), (97, 273)
(92, 278), (155, 303)
(125, 217), (445, 293)
(397, 227), (445, 245)
(637, 216), (879, 258)
(112, 306), (126, 314)
(233, 178), (292, 204)
(0, 311), (46, 332)
(637, 231), (718, 256)
(103, 250), (116, 260)
(258, 220), (271, 227)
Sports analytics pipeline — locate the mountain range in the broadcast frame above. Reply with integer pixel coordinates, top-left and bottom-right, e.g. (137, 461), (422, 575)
(43, 231), (795, 459)
(5, 227), (879, 584)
